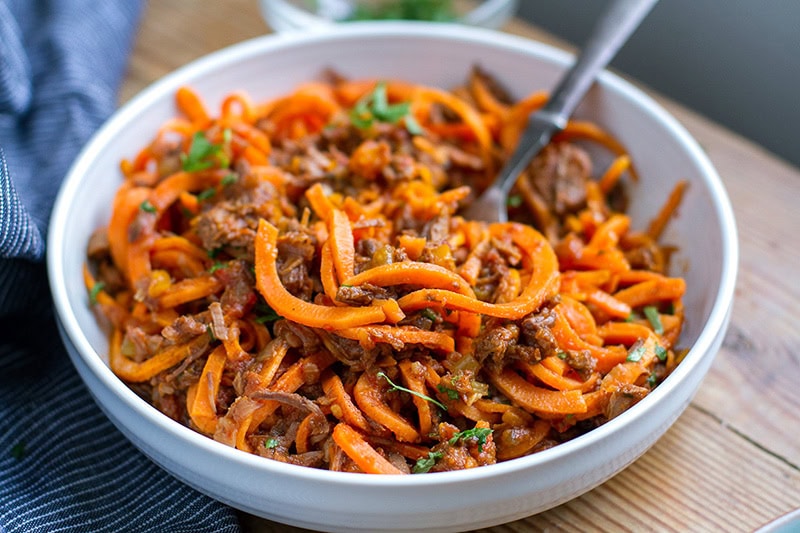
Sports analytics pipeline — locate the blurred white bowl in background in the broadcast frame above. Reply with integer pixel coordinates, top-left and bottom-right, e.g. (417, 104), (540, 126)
(261, 0), (519, 32)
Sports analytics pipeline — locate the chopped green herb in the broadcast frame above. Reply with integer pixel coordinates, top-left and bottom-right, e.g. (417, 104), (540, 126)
(349, 81), (422, 135)
(421, 308), (441, 322)
(436, 384), (459, 401)
(556, 352), (567, 360)
(348, 0), (455, 22)
(643, 305), (664, 335)
(264, 437), (279, 449)
(655, 344), (668, 362)
(11, 441), (25, 460)
(625, 311), (641, 323)
(139, 200), (156, 213)
(207, 325), (216, 342)
(647, 372), (659, 387)
(207, 247), (222, 259)
(412, 451), (443, 473)
(254, 302), (281, 324)
(377, 371), (447, 411)
(626, 344), (646, 362)
(507, 194), (523, 208)
(221, 173), (238, 186)
(449, 427), (493, 452)
(209, 261), (227, 274)
(89, 282), (106, 305)
(196, 187), (216, 201)
(181, 131), (228, 172)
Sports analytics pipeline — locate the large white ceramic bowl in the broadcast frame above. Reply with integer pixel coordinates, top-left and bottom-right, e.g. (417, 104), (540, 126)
(48, 22), (738, 532)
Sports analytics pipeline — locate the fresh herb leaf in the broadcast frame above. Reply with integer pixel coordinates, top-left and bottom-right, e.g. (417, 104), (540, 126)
(264, 437), (279, 449)
(89, 282), (106, 305)
(421, 308), (441, 322)
(436, 384), (459, 401)
(643, 305), (664, 335)
(196, 187), (216, 201)
(655, 344), (668, 362)
(647, 372), (659, 387)
(626, 344), (646, 362)
(254, 302), (281, 324)
(221, 173), (238, 186)
(348, 0), (455, 22)
(11, 441), (25, 460)
(404, 114), (424, 135)
(507, 194), (523, 208)
(207, 325), (216, 342)
(349, 81), (422, 135)
(139, 200), (156, 213)
(181, 131), (226, 172)
(449, 427), (493, 452)
(209, 261), (227, 274)
(207, 247), (222, 259)
(412, 451), (443, 473)
(557, 352), (567, 360)
(377, 371), (447, 411)
(625, 311), (641, 323)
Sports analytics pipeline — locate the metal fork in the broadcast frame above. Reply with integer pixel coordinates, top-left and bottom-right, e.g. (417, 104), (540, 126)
(462, 0), (658, 222)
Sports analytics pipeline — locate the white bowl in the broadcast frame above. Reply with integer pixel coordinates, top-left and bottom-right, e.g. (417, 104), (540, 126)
(48, 22), (738, 532)
(261, 0), (519, 32)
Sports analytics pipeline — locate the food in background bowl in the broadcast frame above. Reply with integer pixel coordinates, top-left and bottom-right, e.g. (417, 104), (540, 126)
(85, 70), (688, 474)
(48, 23), (737, 531)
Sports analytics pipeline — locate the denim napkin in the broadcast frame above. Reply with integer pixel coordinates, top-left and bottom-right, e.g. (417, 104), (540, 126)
(0, 1), (240, 531)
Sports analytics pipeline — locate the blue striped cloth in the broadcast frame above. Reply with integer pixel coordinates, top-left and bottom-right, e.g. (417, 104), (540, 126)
(0, 1), (240, 531)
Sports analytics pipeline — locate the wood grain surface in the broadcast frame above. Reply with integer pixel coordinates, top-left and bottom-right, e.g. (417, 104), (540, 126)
(121, 2), (800, 531)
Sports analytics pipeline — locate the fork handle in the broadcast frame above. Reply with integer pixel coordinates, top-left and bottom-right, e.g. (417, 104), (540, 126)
(495, 0), (658, 196)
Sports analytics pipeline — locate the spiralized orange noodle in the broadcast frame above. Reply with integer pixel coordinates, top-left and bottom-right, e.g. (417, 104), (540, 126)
(85, 67), (688, 474)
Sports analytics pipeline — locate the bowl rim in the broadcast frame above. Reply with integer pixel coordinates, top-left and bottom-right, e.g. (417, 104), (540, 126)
(47, 21), (739, 489)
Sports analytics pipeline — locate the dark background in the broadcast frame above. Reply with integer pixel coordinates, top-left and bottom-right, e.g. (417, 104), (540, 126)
(517, 0), (800, 169)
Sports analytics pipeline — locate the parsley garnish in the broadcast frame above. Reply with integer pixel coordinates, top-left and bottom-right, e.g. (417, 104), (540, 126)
(264, 437), (279, 449)
(507, 194), (523, 208)
(181, 131), (229, 172)
(89, 282), (105, 305)
(655, 344), (668, 362)
(350, 82), (423, 135)
(254, 303), (281, 324)
(348, 0), (455, 22)
(11, 440), (25, 460)
(196, 187), (216, 201)
(626, 344), (646, 362)
(643, 305), (664, 335)
(647, 372), (659, 387)
(421, 308), (441, 322)
(208, 261), (227, 274)
(139, 200), (156, 213)
(436, 384), (459, 401)
(221, 173), (238, 186)
(449, 427), (493, 452)
(557, 352), (567, 360)
(377, 371), (447, 411)
(412, 451), (443, 473)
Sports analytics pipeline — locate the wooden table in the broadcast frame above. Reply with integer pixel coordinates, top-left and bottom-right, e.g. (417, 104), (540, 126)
(122, 2), (800, 531)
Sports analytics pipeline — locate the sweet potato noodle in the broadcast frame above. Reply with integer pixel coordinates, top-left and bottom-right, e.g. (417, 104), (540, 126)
(85, 67), (688, 474)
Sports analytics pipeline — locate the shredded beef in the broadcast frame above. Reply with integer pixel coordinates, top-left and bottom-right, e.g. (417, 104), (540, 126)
(162, 315), (207, 344)
(336, 283), (393, 306)
(528, 143), (592, 218)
